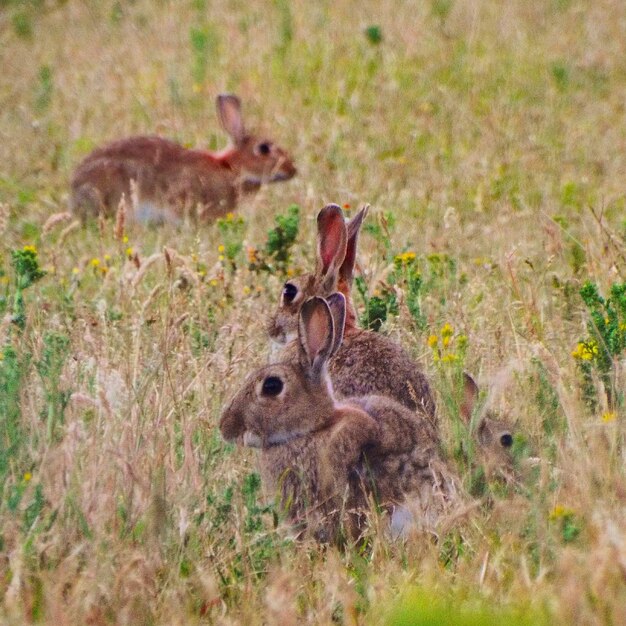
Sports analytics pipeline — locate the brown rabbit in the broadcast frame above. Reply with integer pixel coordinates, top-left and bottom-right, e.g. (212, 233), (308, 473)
(70, 94), (297, 224)
(267, 203), (436, 421)
(221, 294), (458, 543)
(459, 372), (521, 485)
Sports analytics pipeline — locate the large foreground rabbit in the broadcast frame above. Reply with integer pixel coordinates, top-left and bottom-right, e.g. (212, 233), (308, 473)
(221, 294), (458, 543)
(267, 203), (436, 421)
(71, 94), (297, 224)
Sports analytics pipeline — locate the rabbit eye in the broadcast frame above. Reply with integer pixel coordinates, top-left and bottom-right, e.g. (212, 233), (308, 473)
(282, 282), (298, 304)
(500, 433), (513, 448)
(257, 142), (271, 155)
(262, 376), (283, 396)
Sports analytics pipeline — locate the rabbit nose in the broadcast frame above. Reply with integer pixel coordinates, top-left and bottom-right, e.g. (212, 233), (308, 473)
(219, 405), (245, 442)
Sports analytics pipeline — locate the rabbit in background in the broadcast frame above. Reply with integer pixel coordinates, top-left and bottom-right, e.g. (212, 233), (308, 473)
(221, 294), (460, 544)
(266, 203), (437, 423)
(70, 94), (296, 224)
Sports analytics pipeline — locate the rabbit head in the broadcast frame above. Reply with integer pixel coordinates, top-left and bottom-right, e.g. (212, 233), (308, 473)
(221, 294), (346, 448)
(267, 203), (368, 348)
(217, 94), (297, 187)
(460, 372), (519, 481)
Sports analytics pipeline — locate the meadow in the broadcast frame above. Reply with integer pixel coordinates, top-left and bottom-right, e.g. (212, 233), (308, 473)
(1, 0), (625, 623)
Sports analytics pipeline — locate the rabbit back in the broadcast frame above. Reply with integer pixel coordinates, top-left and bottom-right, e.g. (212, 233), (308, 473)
(330, 330), (436, 421)
(71, 136), (237, 223)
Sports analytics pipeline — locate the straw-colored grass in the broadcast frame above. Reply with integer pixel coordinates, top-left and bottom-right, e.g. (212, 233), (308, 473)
(1, 1), (625, 623)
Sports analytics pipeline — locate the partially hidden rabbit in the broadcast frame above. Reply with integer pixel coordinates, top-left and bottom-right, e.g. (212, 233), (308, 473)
(459, 372), (522, 486)
(267, 203), (436, 422)
(70, 94), (297, 224)
(221, 294), (458, 543)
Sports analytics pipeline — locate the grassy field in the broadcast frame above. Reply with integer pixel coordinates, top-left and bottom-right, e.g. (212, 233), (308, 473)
(1, 0), (626, 623)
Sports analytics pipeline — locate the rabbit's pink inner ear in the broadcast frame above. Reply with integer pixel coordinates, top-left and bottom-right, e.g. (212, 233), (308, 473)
(460, 372), (480, 423)
(340, 204), (369, 284)
(325, 292), (346, 355)
(317, 204), (347, 280)
(217, 94), (245, 144)
(299, 297), (334, 370)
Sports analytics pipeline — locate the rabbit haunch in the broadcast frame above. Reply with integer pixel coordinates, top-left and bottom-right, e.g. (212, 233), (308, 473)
(70, 94), (296, 224)
(221, 294), (459, 542)
(267, 203), (436, 420)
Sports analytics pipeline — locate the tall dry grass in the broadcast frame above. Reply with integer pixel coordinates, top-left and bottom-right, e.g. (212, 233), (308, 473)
(0, 0), (625, 623)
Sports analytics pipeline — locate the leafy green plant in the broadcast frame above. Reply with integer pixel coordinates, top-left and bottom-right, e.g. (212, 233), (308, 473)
(0, 345), (28, 504)
(364, 25), (382, 45)
(36, 332), (71, 442)
(573, 280), (626, 408)
(216, 212), (246, 270)
(10, 245), (46, 330)
(249, 204), (300, 275)
(34, 64), (53, 113)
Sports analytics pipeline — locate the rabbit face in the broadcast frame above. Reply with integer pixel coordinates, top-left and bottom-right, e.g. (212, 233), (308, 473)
(220, 362), (336, 449)
(267, 273), (323, 346)
(476, 414), (517, 479)
(233, 135), (297, 187)
(267, 204), (368, 352)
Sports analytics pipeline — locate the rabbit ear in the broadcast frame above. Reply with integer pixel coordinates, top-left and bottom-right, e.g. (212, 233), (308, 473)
(340, 204), (369, 286)
(460, 372), (480, 423)
(316, 204), (348, 291)
(298, 297), (335, 381)
(325, 292), (346, 356)
(217, 94), (246, 144)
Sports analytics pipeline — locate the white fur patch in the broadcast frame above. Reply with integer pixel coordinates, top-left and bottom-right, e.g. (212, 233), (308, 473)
(243, 431), (263, 448)
(389, 504), (414, 539)
(135, 201), (180, 225)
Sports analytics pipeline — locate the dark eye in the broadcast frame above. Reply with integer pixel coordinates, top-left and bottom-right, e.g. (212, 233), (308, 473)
(500, 433), (513, 448)
(262, 376), (283, 396)
(257, 142), (271, 155)
(283, 282), (298, 303)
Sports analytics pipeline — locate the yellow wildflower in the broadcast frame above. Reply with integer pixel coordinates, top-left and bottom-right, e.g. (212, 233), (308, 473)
(126, 247), (134, 258)
(123, 235), (129, 244)
(395, 251), (417, 264)
(104, 254), (111, 262)
(209, 279), (219, 287)
(427, 334), (438, 348)
(441, 323), (454, 337)
(571, 341), (598, 361)
(0, 275), (10, 285)
(225, 212), (235, 222)
(286, 268), (295, 277)
(23, 244), (37, 254)
(218, 244), (225, 254)
(218, 255), (225, 262)
(602, 412), (616, 423)
(549, 505), (574, 521)
(72, 267), (80, 275)
(441, 354), (459, 363)
(23, 472), (32, 482)
(442, 335), (451, 348)
(243, 286), (251, 295)
(90, 258), (100, 268)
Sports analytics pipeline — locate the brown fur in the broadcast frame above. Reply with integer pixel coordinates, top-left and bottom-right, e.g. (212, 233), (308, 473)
(267, 204), (436, 421)
(70, 94), (296, 224)
(222, 295), (458, 543)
